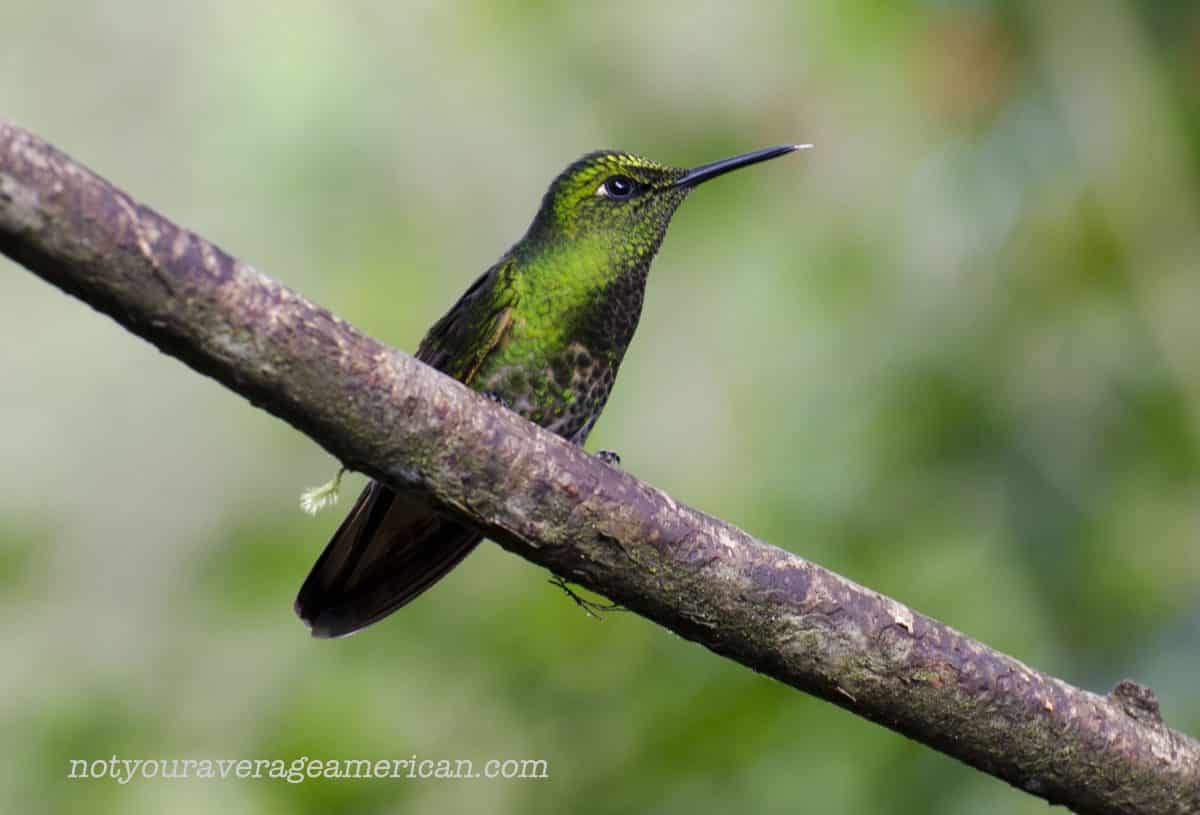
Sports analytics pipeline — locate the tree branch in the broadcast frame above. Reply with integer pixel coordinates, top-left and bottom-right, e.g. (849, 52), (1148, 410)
(2, 117), (1196, 814)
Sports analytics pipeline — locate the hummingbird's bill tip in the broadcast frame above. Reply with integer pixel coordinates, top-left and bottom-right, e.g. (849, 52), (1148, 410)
(673, 143), (809, 189)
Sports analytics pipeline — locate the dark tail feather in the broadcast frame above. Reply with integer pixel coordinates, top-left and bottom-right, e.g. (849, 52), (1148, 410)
(294, 480), (483, 637)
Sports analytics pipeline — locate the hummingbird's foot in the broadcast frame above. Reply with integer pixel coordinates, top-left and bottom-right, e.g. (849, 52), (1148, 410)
(299, 466), (347, 515)
(482, 391), (513, 411)
(548, 574), (625, 619)
(595, 450), (621, 468)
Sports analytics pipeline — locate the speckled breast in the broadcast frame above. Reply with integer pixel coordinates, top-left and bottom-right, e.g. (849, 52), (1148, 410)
(473, 341), (619, 445)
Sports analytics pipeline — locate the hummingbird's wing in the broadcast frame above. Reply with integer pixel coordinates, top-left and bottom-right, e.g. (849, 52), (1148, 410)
(295, 260), (517, 637)
(294, 481), (485, 637)
(413, 259), (517, 380)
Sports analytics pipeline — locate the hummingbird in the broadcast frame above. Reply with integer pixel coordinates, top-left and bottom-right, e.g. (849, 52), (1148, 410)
(296, 143), (808, 637)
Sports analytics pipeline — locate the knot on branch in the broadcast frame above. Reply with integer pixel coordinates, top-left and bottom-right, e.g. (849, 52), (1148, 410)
(1110, 679), (1164, 725)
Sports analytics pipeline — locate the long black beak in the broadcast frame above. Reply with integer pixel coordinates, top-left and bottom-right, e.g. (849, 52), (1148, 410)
(672, 144), (811, 190)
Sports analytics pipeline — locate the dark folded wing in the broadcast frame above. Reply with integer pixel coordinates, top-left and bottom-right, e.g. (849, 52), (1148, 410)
(295, 481), (483, 638)
(295, 258), (517, 637)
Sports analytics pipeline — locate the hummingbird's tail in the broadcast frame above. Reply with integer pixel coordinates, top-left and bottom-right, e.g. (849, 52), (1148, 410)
(294, 480), (483, 637)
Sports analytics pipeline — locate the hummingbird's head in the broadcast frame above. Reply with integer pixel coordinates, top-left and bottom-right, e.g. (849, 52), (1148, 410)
(522, 145), (808, 271)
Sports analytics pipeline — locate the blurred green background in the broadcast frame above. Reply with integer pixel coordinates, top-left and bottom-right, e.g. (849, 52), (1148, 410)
(3, 1), (1199, 812)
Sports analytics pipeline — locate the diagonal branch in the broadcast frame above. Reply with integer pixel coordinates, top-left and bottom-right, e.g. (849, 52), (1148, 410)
(1, 117), (1196, 814)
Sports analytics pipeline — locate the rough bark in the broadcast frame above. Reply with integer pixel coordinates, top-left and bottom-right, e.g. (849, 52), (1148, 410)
(1, 117), (1197, 814)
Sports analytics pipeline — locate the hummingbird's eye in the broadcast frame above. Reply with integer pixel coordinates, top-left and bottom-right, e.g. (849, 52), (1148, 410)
(598, 175), (638, 200)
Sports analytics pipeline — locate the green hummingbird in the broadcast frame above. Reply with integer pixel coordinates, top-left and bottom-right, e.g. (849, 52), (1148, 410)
(296, 143), (808, 637)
